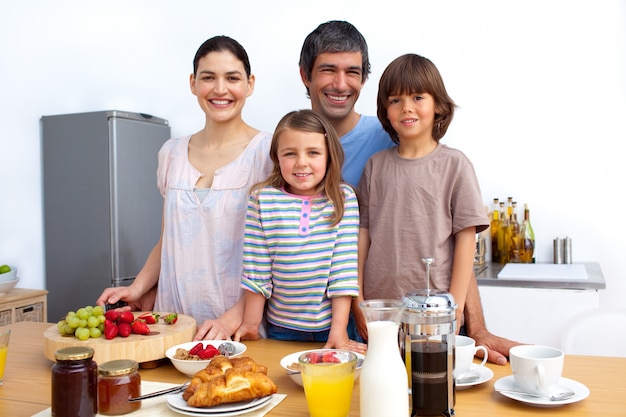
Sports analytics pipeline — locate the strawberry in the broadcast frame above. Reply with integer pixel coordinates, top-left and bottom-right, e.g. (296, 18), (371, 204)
(118, 322), (131, 337)
(189, 342), (204, 356)
(322, 351), (340, 363)
(131, 319), (151, 335)
(197, 345), (220, 360)
(104, 310), (120, 322)
(163, 313), (178, 325)
(104, 324), (118, 340)
(119, 311), (135, 324)
(138, 312), (160, 324)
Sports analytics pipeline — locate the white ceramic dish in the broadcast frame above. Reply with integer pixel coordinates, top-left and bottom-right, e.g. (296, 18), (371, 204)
(494, 375), (590, 407)
(0, 266), (17, 282)
(0, 278), (19, 295)
(167, 393), (272, 416)
(455, 365), (494, 389)
(166, 341), (247, 377)
(279, 349), (365, 387)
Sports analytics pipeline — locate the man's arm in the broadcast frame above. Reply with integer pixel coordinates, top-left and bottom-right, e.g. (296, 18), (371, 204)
(463, 273), (522, 365)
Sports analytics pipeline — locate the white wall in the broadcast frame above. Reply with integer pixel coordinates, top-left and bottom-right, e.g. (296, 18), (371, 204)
(1, 1), (625, 316)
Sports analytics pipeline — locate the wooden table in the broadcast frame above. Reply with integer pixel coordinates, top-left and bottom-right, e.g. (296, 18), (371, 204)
(1, 321), (625, 416)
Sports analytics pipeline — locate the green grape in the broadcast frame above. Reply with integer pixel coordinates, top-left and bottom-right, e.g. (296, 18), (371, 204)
(66, 316), (81, 329)
(89, 327), (102, 338)
(75, 327), (90, 341)
(77, 308), (90, 320)
(87, 316), (100, 328)
(92, 306), (104, 316)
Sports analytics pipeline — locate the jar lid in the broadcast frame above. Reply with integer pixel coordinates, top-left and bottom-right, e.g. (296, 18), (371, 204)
(98, 359), (139, 376)
(402, 290), (457, 313)
(54, 346), (95, 361)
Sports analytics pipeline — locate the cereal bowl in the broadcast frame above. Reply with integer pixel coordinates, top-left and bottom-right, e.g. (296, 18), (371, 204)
(166, 340), (247, 377)
(280, 349), (365, 387)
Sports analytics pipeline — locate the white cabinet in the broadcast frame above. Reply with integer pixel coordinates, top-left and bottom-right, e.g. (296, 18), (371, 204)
(478, 286), (600, 348)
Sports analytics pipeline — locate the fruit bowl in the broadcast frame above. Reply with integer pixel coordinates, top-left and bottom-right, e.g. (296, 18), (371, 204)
(166, 340), (247, 377)
(0, 265), (17, 282)
(279, 349), (365, 387)
(0, 278), (19, 295)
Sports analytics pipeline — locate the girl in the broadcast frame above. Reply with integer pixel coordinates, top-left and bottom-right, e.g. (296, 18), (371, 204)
(357, 54), (489, 328)
(97, 36), (273, 340)
(234, 109), (361, 350)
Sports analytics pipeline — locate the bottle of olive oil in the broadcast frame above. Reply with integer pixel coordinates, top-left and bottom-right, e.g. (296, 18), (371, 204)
(509, 201), (521, 263)
(490, 198), (500, 263)
(520, 203), (535, 263)
(498, 201), (510, 264)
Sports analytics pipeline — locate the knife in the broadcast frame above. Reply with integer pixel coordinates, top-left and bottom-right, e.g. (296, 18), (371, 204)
(128, 382), (190, 402)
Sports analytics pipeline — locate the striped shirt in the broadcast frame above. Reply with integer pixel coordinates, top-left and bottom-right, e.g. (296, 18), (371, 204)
(241, 184), (359, 332)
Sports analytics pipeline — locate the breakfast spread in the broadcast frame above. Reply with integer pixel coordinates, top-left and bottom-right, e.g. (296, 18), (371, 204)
(182, 355), (277, 408)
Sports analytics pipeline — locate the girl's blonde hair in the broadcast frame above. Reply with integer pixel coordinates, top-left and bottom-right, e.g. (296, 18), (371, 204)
(253, 109), (346, 226)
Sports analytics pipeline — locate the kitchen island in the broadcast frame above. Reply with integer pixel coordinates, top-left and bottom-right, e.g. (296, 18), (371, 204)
(1, 321), (625, 417)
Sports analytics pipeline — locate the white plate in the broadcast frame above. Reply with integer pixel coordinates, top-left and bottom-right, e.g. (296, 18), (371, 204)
(456, 365), (494, 389)
(494, 376), (590, 408)
(167, 392), (273, 415)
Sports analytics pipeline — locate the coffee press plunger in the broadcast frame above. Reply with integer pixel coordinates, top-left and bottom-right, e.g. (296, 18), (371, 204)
(400, 257), (457, 416)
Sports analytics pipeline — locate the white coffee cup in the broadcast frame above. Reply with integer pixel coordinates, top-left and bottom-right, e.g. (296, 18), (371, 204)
(509, 345), (564, 395)
(454, 335), (488, 379)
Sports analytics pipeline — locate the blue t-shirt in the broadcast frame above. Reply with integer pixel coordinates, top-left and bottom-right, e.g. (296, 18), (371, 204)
(340, 115), (394, 188)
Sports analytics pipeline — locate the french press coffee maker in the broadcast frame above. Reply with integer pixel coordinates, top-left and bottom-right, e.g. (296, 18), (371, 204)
(399, 258), (457, 416)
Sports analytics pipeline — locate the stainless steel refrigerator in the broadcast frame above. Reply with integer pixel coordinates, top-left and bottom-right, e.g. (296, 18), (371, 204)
(41, 110), (171, 321)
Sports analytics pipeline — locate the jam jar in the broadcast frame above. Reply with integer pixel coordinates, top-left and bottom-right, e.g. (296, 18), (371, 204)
(51, 346), (98, 417)
(98, 359), (141, 415)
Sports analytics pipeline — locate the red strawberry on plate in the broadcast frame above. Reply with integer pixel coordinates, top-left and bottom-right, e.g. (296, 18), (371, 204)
(104, 324), (118, 340)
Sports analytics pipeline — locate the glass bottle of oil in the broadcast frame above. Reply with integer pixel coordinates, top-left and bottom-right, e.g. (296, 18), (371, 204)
(497, 201), (510, 264)
(509, 201), (521, 263)
(490, 198), (500, 263)
(520, 203), (535, 263)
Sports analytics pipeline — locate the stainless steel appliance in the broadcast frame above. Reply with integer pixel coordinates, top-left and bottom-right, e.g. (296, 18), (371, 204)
(41, 110), (171, 321)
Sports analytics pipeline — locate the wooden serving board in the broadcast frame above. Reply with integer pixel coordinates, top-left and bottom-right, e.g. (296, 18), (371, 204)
(43, 312), (196, 364)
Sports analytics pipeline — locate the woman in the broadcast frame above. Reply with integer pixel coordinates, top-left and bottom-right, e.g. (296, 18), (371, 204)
(97, 36), (273, 340)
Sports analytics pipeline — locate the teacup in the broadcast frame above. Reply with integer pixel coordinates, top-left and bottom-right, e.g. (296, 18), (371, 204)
(509, 345), (564, 395)
(454, 335), (488, 379)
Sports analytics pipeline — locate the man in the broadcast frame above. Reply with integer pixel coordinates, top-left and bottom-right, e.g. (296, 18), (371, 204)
(299, 20), (518, 365)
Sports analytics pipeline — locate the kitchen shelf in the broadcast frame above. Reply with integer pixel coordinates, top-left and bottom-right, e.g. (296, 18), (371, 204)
(0, 288), (48, 326)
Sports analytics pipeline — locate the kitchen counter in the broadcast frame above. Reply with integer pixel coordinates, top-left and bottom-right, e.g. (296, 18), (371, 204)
(474, 262), (605, 290)
(2, 321), (626, 417)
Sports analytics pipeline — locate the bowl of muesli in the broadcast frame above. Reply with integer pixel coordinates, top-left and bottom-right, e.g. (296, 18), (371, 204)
(165, 340), (246, 377)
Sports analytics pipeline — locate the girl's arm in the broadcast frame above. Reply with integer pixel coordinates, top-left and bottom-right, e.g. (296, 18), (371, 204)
(449, 226), (477, 332)
(353, 226), (371, 340)
(233, 290), (266, 341)
(324, 295), (352, 349)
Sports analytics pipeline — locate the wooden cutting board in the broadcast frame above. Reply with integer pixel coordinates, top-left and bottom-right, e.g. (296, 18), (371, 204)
(43, 312), (196, 364)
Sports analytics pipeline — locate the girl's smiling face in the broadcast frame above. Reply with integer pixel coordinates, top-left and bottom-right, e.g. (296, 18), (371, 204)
(277, 128), (328, 196)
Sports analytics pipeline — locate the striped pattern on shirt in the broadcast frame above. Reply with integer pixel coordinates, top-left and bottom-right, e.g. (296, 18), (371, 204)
(241, 184), (359, 332)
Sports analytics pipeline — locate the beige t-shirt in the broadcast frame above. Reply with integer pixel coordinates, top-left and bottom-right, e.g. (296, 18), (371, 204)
(358, 144), (488, 301)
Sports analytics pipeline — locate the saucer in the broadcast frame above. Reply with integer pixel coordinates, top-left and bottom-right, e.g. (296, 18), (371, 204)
(494, 376), (590, 408)
(456, 366), (494, 389)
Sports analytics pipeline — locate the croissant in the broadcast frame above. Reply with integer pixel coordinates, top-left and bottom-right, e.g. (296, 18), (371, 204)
(182, 355), (278, 408)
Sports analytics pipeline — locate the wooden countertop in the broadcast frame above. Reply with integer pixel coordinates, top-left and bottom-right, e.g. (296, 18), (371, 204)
(1, 321), (625, 416)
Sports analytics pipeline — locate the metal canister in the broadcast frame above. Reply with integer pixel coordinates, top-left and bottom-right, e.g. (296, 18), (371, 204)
(51, 346), (98, 417)
(563, 237), (573, 264)
(400, 290), (457, 416)
(553, 238), (564, 264)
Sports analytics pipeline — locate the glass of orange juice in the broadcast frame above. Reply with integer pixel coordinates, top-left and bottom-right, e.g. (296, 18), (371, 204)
(0, 329), (10, 385)
(299, 349), (357, 417)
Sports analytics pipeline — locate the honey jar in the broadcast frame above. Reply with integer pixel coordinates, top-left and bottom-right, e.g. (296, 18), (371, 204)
(51, 346), (98, 417)
(98, 359), (141, 415)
